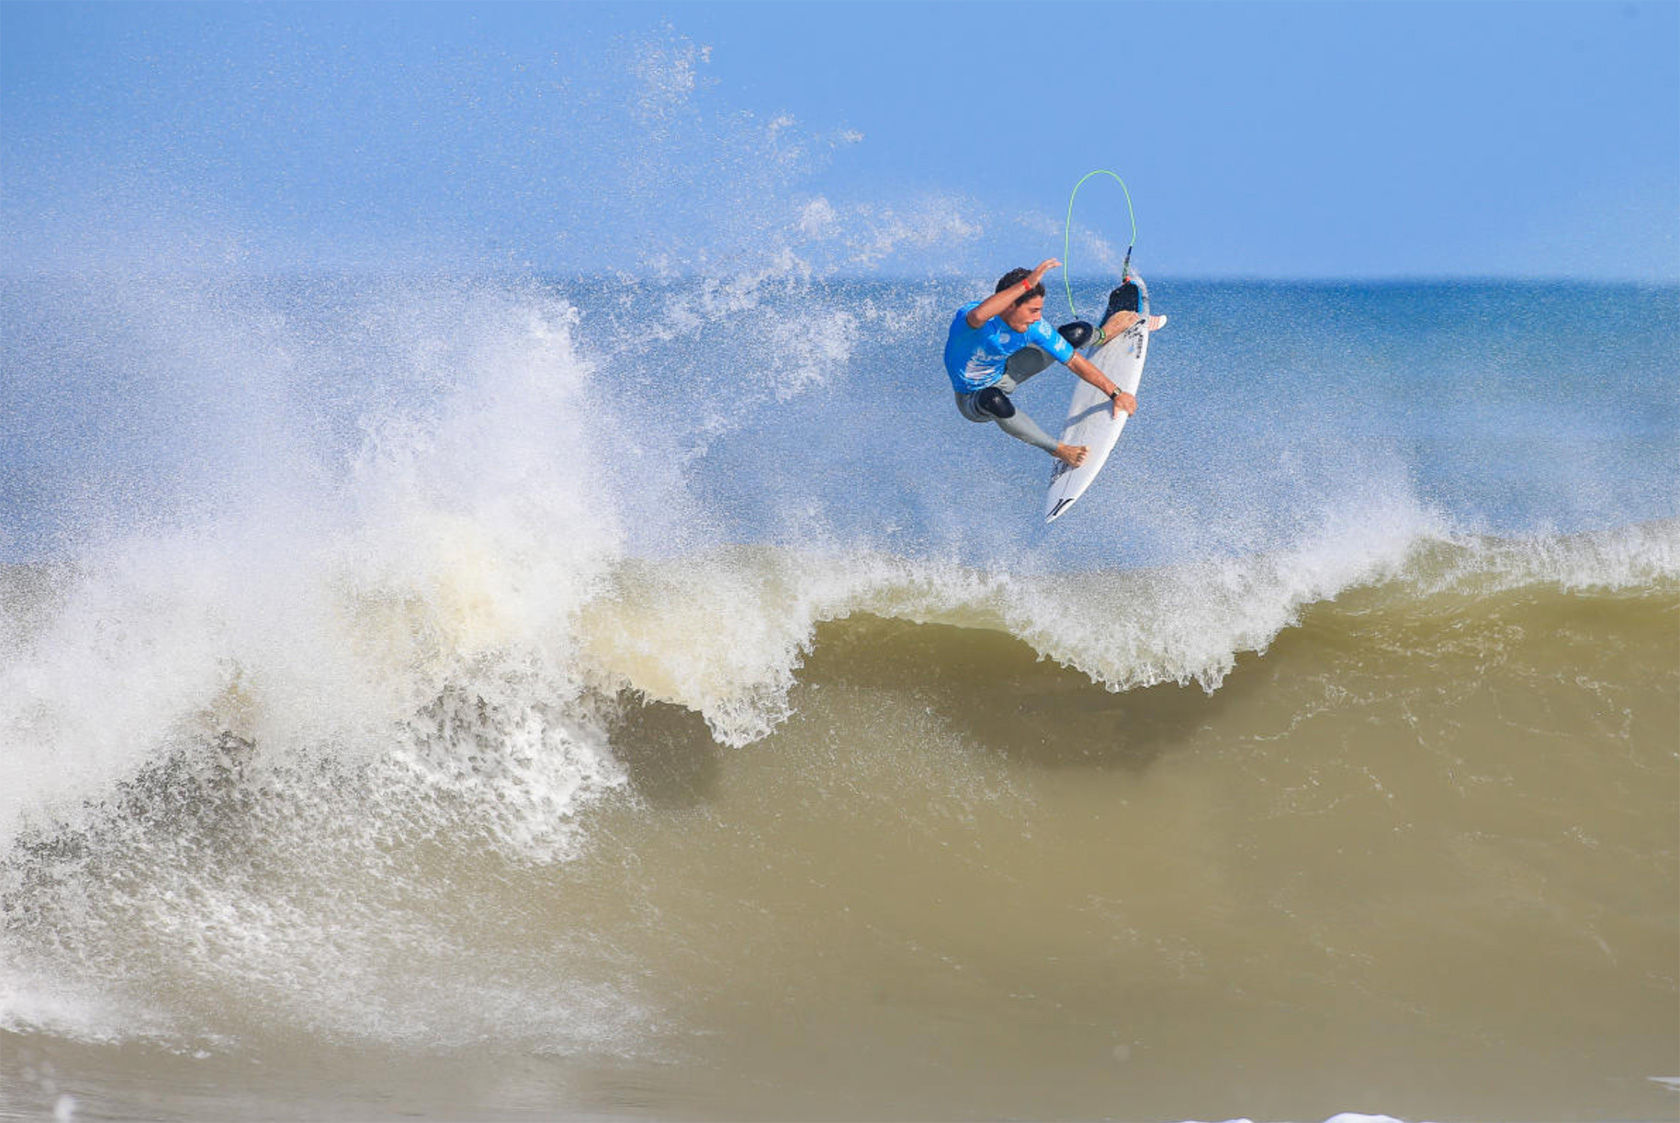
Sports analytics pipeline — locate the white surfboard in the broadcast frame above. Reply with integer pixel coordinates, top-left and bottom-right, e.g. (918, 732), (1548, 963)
(1044, 272), (1153, 523)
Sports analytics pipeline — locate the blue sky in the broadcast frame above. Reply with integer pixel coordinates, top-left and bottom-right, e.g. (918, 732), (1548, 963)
(3, 1), (1676, 279)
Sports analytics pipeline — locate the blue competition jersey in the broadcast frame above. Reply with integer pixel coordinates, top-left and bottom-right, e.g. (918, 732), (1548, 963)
(942, 301), (1076, 393)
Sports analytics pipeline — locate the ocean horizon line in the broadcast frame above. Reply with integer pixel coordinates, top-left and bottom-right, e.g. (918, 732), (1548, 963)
(5, 266), (1678, 289)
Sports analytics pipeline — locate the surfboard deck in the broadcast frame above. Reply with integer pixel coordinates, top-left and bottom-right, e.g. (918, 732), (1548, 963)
(1044, 273), (1151, 524)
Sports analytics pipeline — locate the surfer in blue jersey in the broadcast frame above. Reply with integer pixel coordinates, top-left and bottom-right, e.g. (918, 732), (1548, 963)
(945, 259), (1166, 467)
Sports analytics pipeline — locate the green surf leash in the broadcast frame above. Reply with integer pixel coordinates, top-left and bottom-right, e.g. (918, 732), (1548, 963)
(1063, 169), (1137, 322)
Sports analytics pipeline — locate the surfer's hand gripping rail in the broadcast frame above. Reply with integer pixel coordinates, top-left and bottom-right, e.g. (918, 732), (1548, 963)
(1066, 352), (1137, 419)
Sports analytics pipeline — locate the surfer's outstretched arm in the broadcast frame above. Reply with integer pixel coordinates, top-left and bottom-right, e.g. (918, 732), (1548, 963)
(1066, 354), (1137, 419)
(965, 258), (1059, 327)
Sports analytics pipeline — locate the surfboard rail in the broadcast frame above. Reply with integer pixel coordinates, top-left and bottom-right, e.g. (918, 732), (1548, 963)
(1043, 273), (1151, 523)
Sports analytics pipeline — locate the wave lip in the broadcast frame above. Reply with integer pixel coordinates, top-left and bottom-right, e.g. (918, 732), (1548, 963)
(576, 517), (1680, 746)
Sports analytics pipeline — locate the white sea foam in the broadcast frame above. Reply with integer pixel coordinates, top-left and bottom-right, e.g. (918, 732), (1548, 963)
(1, 278), (621, 841)
(1193, 1116), (1423, 1123)
(0, 276), (650, 1049)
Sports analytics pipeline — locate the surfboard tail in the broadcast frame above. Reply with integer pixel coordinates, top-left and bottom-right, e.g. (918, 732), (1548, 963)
(1103, 276), (1149, 321)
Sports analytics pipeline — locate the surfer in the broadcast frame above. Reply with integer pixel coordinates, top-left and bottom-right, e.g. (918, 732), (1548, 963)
(944, 259), (1165, 467)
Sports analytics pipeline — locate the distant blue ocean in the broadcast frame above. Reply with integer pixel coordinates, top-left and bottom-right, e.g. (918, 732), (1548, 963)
(2, 270), (1677, 1121)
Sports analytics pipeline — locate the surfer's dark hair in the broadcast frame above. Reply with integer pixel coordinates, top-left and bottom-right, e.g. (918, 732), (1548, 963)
(996, 267), (1044, 306)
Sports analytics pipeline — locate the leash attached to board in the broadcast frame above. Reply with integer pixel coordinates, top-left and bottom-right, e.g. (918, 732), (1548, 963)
(1062, 169), (1137, 322)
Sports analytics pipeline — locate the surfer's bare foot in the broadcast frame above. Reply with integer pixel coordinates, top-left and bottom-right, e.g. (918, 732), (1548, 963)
(1147, 313), (1168, 331)
(1100, 309), (1138, 339)
(1053, 443), (1088, 468)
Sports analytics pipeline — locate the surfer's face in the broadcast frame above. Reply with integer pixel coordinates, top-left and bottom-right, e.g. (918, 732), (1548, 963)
(1002, 296), (1043, 332)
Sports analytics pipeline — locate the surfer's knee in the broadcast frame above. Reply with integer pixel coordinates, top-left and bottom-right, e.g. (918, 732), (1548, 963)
(1057, 320), (1094, 349)
(974, 386), (1015, 420)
